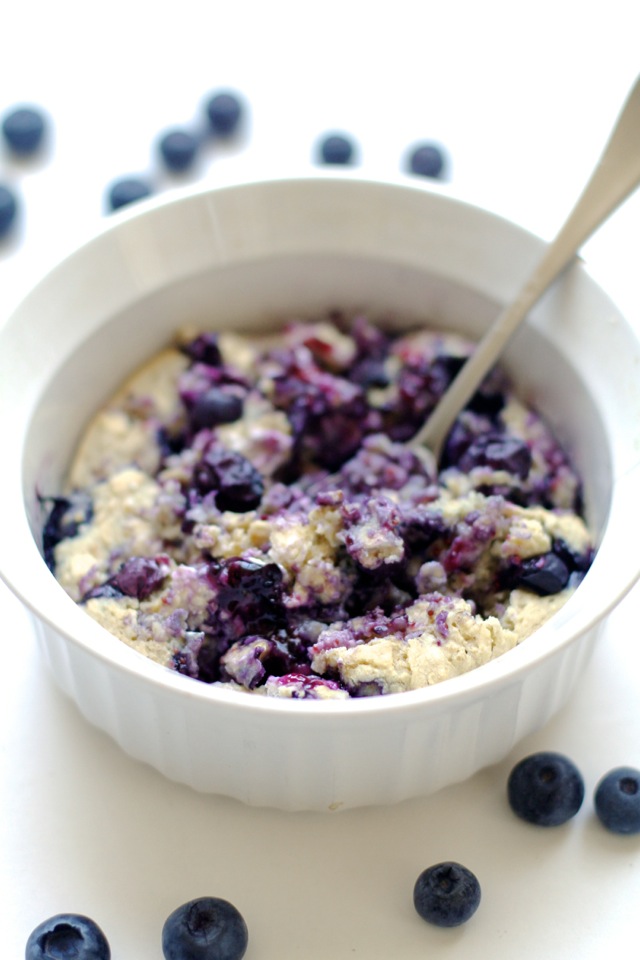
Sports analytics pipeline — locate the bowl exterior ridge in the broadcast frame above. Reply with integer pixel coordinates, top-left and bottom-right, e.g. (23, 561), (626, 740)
(31, 613), (603, 811)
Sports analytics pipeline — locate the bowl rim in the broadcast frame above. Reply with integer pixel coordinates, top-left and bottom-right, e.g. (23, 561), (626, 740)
(1, 171), (640, 719)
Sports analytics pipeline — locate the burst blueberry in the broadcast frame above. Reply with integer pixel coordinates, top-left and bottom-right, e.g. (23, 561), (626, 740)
(25, 913), (110, 960)
(457, 433), (532, 480)
(0, 183), (18, 238)
(110, 556), (168, 599)
(413, 862), (481, 927)
(508, 751), (585, 826)
(205, 92), (243, 136)
(158, 129), (200, 172)
(181, 332), (222, 367)
(193, 447), (264, 512)
(2, 105), (47, 154)
(106, 177), (152, 212)
(594, 766), (640, 834)
(162, 896), (248, 960)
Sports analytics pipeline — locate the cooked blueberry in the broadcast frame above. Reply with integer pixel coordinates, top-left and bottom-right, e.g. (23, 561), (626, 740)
(511, 552), (570, 595)
(191, 389), (244, 429)
(157, 425), (187, 458)
(552, 537), (593, 573)
(193, 447), (264, 512)
(158, 128), (200, 171)
(0, 182), (18, 238)
(317, 133), (354, 165)
(457, 433), (532, 479)
(273, 362), (369, 470)
(197, 558), (288, 680)
(205, 92), (243, 136)
(407, 142), (445, 178)
(110, 556), (168, 599)
(106, 177), (152, 212)
(82, 582), (125, 601)
(594, 767), (640, 834)
(349, 357), (390, 388)
(181, 333), (222, 367)
(41, 495), (92, 570)
(162, 896), (248, 960)
(508, 752), (584, 826)
(2, 105), (46, 154)
(413, 862), (481, 927)
(25, 913), (110, 960)
(217, 557), (286, 634)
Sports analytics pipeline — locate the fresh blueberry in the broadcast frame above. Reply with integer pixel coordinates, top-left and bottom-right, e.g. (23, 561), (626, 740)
(317, 133), (355, 165)
(413, 862), (481, 927)
(25, 913), (110, 960)
(106, 177), (152, 212)
(0, 182), (18, 238)
(508, 751), (585, 826)
(158, 129), (200, 172)
(205, 92), (243, 136)
(191, 388), (244, 430)
(2, 105), (47, 154)
(594, 766), (640, 834)
(162, 896), (248, 960)
(407, 142), (445, 178)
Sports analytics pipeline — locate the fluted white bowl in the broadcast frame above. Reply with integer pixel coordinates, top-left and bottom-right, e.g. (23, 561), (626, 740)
(1, 174), (639, 811)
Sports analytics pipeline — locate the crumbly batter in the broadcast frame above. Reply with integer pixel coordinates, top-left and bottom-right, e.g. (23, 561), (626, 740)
(44, 315), (593, 699)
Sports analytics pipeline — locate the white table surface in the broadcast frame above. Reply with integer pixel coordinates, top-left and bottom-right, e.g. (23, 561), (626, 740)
(2, 3), (640, 957)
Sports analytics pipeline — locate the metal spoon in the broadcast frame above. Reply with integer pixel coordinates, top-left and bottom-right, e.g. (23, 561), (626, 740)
(412, 74), (640, 459)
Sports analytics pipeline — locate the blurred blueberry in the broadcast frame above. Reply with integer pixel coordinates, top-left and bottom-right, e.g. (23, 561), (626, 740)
(158, 128), (200, 172)
(2, 105), (47, 155)
(205, 91), (243, 135)
(106, 177), (152, 212)
(317, 133), (355, 165)
(407, 142), (446, 178)
(0, 183), (18, 238)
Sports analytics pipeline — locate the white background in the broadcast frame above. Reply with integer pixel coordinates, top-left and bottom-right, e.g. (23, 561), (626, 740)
(2, 2), (640, 957)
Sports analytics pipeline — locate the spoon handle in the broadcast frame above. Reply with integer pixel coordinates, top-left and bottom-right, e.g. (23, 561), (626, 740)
(414, 73), (640, 458)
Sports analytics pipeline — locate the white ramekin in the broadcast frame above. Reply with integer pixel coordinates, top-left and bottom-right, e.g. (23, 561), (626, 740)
(1, 174), (639, 811)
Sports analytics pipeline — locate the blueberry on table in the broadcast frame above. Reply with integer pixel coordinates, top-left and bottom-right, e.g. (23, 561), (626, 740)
(508, 751), (585, 826)
(413, 861), (481, 927)
(158, 128), (200, 172)
(594, 766), (640, 834)
(106, 177), (152, 212)
(407, 142), (445, 178)
(2, 105), (47, 154)
(25, 913), (110, 960)
(317, 133), (355, 165)
(162, 897), (248, 960)
(0, 182), (18, 238)
(205, 92), (243, 136)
